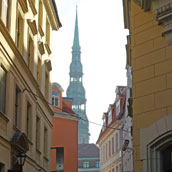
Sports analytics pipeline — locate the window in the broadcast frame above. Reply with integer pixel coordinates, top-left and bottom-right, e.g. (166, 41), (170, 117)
(52, 92), (59, 107)
(26, 101), (31, 140)
(102, 117), (106, 131)
(56, 147), (64, 171)
(1, 0), (9, 27)
(44, 127), (48, 156)
(16, 12), (24, 52)
(116, 133), (119, 151)
(120, 164), (122, 172)
(36, 116), (40, 149)
(45, 71), (49, 100)
(116, 166), (118, 172)
(96, 161), (100, 168)
(0, 66), (6, 114)
(108, 109), (112, 124)
(0, 163), (5, 172)
(28, 36), (34, 71)
(106, 143), (108, 160)
(109, 140), (111, 157)
(14, 86), (21, 128)
(103, 145), (105, 162)
(112, 137), (114, 154)
(37, 58), (42, 86)
(116, 100), (120, 116)
(83, 162), (89, 168)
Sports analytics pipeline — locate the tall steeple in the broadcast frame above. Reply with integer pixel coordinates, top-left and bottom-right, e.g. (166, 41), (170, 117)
(67, 7), (90, 144)
(72, 7), (80, 51)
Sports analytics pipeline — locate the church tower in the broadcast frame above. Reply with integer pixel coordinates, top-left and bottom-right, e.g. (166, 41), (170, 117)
(67, 8), (90, 144)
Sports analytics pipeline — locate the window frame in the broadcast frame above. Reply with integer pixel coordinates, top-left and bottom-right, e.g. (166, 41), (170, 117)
(83, 161), (89, 168)
(26, 100), (32, 140)
(36, 115), (41, 150)
(14, 85), (21, 128)
(0, 65), (7, 115)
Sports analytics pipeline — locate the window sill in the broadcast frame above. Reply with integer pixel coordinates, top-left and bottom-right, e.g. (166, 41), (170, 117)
(43, 155), (49, 162)
(27, 138), (33, 145)
(36, 148), (41, 155)
(0, 111), (9, 123)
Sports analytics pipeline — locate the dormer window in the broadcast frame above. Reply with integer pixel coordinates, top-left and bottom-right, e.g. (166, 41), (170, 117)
(116, 100), (120, 116)
(108, 109), (112, 125)
(102, 117), (106, 131)
(52, 91), (59, 107)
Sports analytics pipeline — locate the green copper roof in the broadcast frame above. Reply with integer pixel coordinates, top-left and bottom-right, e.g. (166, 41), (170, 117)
(67, 7), (90, 144)
(72, 7), (80, 51)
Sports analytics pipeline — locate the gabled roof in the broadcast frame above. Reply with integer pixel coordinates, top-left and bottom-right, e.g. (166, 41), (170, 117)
(78, 144), (99, 158)
(96, 86), (127, 144)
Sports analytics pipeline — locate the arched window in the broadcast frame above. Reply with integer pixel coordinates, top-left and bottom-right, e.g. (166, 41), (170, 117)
(147, 131), (172, 172)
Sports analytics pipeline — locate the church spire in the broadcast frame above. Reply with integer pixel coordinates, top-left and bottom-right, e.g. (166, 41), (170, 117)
(72, 6), (80, 51)
(67, 7), (90, 144)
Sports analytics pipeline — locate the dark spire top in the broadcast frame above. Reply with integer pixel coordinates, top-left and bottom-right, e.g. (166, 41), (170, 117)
(72, 7), (80, 51)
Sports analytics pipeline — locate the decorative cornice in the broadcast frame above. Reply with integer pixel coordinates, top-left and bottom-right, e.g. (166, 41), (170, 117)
(155, 2), (172, 45)
(18, 0), (28, 13)
(54, 112), (80, 122)
(155, 2), (172, 21)
(27, 19), (38, 35)
(43, 0), (62, 30)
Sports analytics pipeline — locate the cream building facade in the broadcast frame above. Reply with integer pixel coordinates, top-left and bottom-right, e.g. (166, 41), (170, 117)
(97, 87), (126, 172)
(123, 0), (172, 172)
(0, 0), (61, 172)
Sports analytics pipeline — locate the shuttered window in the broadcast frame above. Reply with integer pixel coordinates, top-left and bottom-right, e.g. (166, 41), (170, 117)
(0, 66), (6, 114)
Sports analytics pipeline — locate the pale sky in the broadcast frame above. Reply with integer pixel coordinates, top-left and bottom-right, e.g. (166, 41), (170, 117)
(52, 0), (129, 144)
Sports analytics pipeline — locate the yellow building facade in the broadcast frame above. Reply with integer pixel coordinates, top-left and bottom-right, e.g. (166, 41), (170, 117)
(123, 0), (172, 172)
(0, 0), (61, 172)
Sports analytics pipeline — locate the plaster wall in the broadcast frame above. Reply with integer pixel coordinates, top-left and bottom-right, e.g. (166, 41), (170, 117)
(129, 1), (172, 171)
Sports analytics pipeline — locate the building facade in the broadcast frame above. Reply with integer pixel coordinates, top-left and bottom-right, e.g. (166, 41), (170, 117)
(123, 0), (172, 171)
(121, 68), (133, 172)
(66, 8), (90, 144)
(0, 0), (61, 172)
(97, 86), (126, 172)
(78, 144), (100, 172)
(51, 82), (79, 172)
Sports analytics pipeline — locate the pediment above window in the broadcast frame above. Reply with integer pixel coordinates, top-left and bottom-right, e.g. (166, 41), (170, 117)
(38, 41), (45, 55)
(27, 19), (38, 35)
(11, 132), (29, 153)
(155, 1), (172, 45)
(44, 59), (52, 72)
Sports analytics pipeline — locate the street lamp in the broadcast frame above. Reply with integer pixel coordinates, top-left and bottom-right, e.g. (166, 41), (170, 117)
(16, 153), (26, 172)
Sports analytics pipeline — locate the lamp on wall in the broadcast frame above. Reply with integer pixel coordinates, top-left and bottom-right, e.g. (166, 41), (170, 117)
(16, 153), (26, 172)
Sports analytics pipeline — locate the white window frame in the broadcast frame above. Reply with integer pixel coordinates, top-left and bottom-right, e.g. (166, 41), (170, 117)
(83, 161), (89, 168)
(52, 91), (59, 107)
(108, 109), (112, 124)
